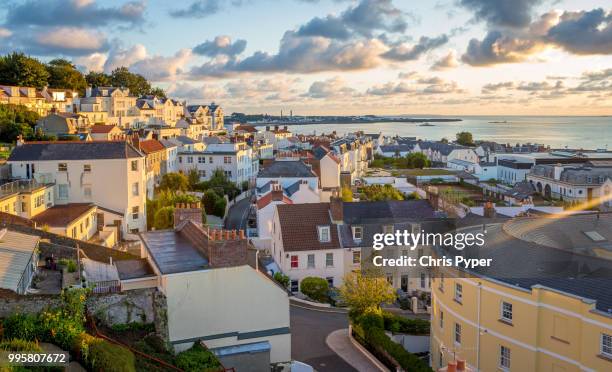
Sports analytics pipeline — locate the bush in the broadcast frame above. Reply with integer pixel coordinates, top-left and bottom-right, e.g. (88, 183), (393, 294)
(0, 339), (42, 352)
(2, 313), (38, 341)
(175, 343), (222, 372)
(59, 258), (77, 273)
(300, 277), (329, 302)
(363, 326), (432, 372)
(153, 206), (174, 230)
(111, 322), (155, 333)
(358, 310), (384, 330)
(88, 339), (136, 372)
(382, 312), (430, 335)
(273, 272), (290, 288)
(38, 309), (84, 350)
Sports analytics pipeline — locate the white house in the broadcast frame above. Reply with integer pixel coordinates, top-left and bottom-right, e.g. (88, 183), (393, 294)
(160, 140), (179, 174)
(527, 163), (612, 202)
(311, 146), (341, 192)
(178, 141), (258, 185)
(413, 141), (479, 166)
(256, 160), (319, 192)
(8, 141), (147, 234)
(258, 126), (293, 151)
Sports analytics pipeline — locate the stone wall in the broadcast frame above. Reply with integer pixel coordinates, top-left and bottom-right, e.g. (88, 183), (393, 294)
(87, 287), (168, 342)
(0, 292), (62, 318)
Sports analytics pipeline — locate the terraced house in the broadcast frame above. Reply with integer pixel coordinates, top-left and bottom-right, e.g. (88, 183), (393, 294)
(430, 213), (612, 372)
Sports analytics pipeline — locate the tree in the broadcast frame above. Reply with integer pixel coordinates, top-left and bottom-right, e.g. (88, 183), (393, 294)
(159, 172), (189, 192)
(360, 184), (404, 201)
(153, 206), (174, 230)
(110, 67), (151, 97)
(300, 277), (330, 302)
(440, 137), (449, 143)
(406, 152), (430, 169)
(187, 169), (200, 189)
(341, 186), (353, 202)
(201, 189), (220, 215)
(46, 59), (87, 93)
(85, 71), (111, 88)
(213, 197), (227, 218)
(273, 272), (290, 288)
(0, 53), (49, 88)
(340, 271), (396, 316)
(456, 131), (474, 146)
(149, 87), (167, 99)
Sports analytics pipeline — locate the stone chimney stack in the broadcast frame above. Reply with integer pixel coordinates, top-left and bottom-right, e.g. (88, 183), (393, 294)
(330, 188), (344, 224)
(174, 202), (203, 229)
(271, 182), (283, 201)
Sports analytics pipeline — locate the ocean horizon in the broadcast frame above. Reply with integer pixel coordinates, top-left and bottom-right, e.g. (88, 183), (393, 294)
(283, 115), (612, 150)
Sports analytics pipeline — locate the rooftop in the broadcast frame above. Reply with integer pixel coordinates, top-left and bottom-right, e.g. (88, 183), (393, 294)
(140, 229), (209, 275)
(31, 203), (96, 228)
(0, 229), (40, 293)
(276, 203), (341, 252)
(257, 160), (317, 178)
(8, 141), (143, 161)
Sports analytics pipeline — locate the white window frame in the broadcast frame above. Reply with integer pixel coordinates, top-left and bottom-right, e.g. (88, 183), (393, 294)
(499, 345), (511, 370)
(132, 182), (139, 196)
(352, 251), (361, 264)
(352, 226), (363, 241)
(318, 225), (331, 243)
(602, 333), (612, 358)
(132, 206), (139, 220)
(455, 283), (463, 303)
(307, 254), (315, 268)
(454, 323), (461, 345)
(501, 301), (513, 323)
(325, 253), (334, 268)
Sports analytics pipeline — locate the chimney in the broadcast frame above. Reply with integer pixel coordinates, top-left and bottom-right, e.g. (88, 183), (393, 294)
(483, 201), (496, 218)
(330, 189), (343, 224)
(86, 86), (92, 97)
(274, 125), (279, 131)
(271, 183), (283, 201)
(456, 360), (466, 371)
(16, 135), (25, 147)
(173, 202), (203, 229)
(446, 361), (457, 372)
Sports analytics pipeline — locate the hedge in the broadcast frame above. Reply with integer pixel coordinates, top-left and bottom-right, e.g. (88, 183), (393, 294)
(382, 312), (430, 335)
(299, 277), (329, 302)
(175, 343), (222, 372)
(74, 333), (136, 372)
(353, 311), (432, 372)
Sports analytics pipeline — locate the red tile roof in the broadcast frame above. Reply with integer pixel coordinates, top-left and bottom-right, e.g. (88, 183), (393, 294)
(276, 203), (341, 252)
(31, 203), (96, 227)
(139, 139), (165, 154)
(256, 192), (292, 209)
(91, 124), (119, 134)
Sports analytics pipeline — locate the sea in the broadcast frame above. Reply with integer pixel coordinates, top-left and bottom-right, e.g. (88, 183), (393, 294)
(282, 116), (612, 150)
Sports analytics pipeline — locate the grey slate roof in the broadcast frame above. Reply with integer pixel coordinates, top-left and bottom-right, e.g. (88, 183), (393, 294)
(342, 200), (440, 224)
(531, 164), (612, 185)
(257, 160), (316, 178)
(417, 141), (466, 155)
(140, 230), (208, 275)
(312, 146), (329, 160)
(8, 141), (143, 161)
(379, 144), (415, 153)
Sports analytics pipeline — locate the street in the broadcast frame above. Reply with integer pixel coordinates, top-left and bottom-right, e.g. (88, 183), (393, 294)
(290, 303), (356, 372)
(224, 196), (252, 230)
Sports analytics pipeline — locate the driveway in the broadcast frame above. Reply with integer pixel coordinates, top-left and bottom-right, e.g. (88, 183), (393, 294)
(224, 196), (252, 230)
(290, 303), (356, 372)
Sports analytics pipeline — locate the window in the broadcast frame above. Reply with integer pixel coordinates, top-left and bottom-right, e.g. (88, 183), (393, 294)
(500, 345), (511, 369)
(307, 254), (315, 268)
(58, 184), (69, 199)
(352, 251), (361, 264)
(178, 157), (182, 164)
(83, 164), (91, 172)
(131, 160), (138, 171)
(454, 323), (461, 345)
(132, 182), (139, 196)
(439, 273), (445, 291)
(58, 163), (67, 172)
(209, 157), (213, 163)
(290, 280), (299, 293)
(187, 156), (193, 164)
(602, 333), (612, 358)
(440, 310), (444, 329)
(224, 156), (232, 164)
(326, 253), (334, 267)
(198, 170), (206, 178)
(420, 273), (426, 288)
(85, 217), (90, 228)
(318, 226), (331, 242)
(198, 156), (205, 163)
(72, 227), (77, 238)
(326, 277), (334, 287)
(132, 206), (139, 220)
(383, 224), (394, 234)
(501, 301), (513, 322)
(454, 283), (463, 303)
(290, 255), (299, 268)
(352, 226), (363, 240)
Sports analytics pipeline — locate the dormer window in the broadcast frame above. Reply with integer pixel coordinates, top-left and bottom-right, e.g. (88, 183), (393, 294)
(318, 225), (331, 243)
(352, 226), (363, 241)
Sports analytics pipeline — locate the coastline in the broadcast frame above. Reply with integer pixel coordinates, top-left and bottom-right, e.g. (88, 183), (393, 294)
(251, 118), (462, 126)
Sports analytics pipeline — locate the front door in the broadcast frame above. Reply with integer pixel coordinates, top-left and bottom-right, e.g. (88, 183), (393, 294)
(401, 275), (409, 293)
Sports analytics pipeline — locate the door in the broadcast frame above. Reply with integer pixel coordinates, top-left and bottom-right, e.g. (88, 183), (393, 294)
(401, 275), (409, 293)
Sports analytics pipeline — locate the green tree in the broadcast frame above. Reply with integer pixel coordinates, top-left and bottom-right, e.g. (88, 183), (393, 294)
(213, 197), (227, 218)
(340, 271), (396, 316)
(406, 152), (430, 169)
(440, 137), (449, 143)
(46, 59), (87, 93)
(201, 169), (239, 200)
(273, 272), (290, 288)
(0, 52), (49, 88)
(360, 184), (404, 201)
(110, 67), (151, 97)
(159, 172), (189, 191)
(456, 131), (474, 146)
(201, 189), (220, 215)
(149, 86), (167, 99)
(187, 169), (200, 189)
(153, 206), (175, 229)
(341, 186), (353, 202)
(300, 277), (330, 302)
(85, 71), (111, 88)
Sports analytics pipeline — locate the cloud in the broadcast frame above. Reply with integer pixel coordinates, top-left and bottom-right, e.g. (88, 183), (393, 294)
(296, 15), (352, 40)
(189, 31), (386, 77)
(430, 50), (459, 70)
(398, 71), (418, 79)
(366, 75), (464, 96)
(546, 8), (612, 55)
(303, 77), (356, 98)
(461, 30), (544, 66)
(167, 82), (226, 101)
(74, 53), (107, 72)
(170, 0), (248, 18)
(382, 34), (449, 61)
(516, 80), (563, 91)
(103, 44), (148, 72)
(341, 0), (409, 37)
(5, 0), (145, 28)
(458, 0), (542, 28)
(32, 27), (108, 56)
(193, 36), (247, 57)
(0, 28), (12, 38)
(481, 81), (514, 93)
(571, 68), (612, 93)
(130, 49), (192, 81)
(366, 81), (413, 96)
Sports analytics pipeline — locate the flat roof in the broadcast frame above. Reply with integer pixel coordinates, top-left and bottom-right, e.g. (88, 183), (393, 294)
(140, 230), (208, 275)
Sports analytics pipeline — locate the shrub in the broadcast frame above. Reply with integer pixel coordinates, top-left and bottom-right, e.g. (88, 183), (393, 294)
(111, 322), (155, 333)
(38, 309), (84, 350)
(273, 272), (290, 288)
(2, 314), (38, 341)
(175, 343), (222, 372)
(363, 326), (432, 372)
(153, 206), (175, 229)
(0, 339), (42, 352)
(88, 338), (136, 372)
(358, 309), (384, 330)
(300, 277), (329, 302)
(59, 259), (77, 273)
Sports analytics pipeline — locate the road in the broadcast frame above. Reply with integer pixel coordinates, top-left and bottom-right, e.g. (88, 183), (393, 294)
(290, 303), (356, 372)
(224, 196), (251, 230)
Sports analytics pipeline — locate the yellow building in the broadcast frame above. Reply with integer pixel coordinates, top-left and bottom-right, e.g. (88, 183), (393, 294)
(0, 179), (53, 218)
(430, 214), (612, 372)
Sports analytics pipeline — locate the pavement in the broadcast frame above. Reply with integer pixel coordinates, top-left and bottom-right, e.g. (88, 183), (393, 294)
(326, 329), (389, 372)
(224, 196), (252, 230)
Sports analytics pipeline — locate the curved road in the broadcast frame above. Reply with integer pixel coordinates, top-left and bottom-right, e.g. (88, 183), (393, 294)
(290, 303), (356, 372)
(224, 196), (252, 230)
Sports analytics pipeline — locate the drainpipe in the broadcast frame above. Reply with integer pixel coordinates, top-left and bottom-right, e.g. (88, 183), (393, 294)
(476, 281), (482, 371)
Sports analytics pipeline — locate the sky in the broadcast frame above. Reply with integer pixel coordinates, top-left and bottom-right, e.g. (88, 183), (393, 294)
(0, 0), (611, 116)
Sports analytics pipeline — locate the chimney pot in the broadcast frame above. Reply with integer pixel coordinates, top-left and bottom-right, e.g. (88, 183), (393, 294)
(447, 361), (457, 372)
(456, 360), (466, 371)
(239, 230), (245, 239)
